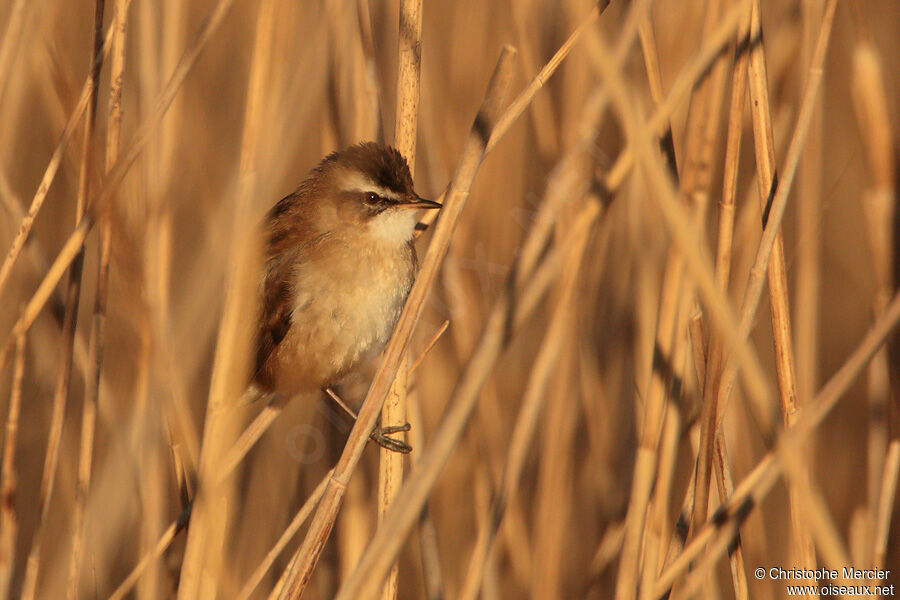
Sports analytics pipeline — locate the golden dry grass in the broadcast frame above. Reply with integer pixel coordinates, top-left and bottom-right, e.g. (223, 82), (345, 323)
(0, 0), (898, 598)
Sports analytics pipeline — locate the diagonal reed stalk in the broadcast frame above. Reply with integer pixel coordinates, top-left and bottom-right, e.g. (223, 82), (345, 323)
(238, 472), (330, 600)
(415, 0), (610, 234)
(21, 0), (107, 596)
(106, 506), (191, 600)
(334, 195), (602, 600)
(0, 1), (125, 306)
(0, 0), (235, 372)
(457, 180), (597, 600)
(656, 259), (900, 597)
(275, 46), (517, 600)
(647, 0), (840, 593)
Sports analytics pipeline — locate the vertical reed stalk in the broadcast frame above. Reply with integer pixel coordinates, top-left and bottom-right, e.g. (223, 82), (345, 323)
(850, 38), (897, 576)
(21, 0), (107, 595)
(743, 1), (817, 583)
(177, 0), (275, 597)
(379, 1), (423, 597)
(69, 0), (128, 595)
(0, 327), (24, 599)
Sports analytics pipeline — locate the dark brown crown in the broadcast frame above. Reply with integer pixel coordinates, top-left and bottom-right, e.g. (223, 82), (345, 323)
(320, 142), (414, 195)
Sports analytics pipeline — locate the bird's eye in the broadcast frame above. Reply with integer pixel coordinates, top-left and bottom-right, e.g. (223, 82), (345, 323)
(365, 192), (381, 205)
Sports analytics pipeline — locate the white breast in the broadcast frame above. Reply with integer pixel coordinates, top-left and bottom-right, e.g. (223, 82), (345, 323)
(289, 238), (414, 381)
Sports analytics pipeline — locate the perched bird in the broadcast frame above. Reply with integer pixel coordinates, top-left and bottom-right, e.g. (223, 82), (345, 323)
(252, 142), (439, 450)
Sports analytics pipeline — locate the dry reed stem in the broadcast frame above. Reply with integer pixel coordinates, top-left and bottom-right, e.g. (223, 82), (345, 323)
(673, 10), (751, 598)
(745, 1), (798, 410)
(379, 2), (423, 597)
(416, 0), (610, 233)
(457, 190), (593, 600)
(795, 0), (824, 424)
(655, 191), (898, 600)
(218, 400), (281, 483)
(408, 320), (449, 375)
(630, 10), (688, 600)
(591, 521), (626, 577)
(177, 0), (273, 596)
(237, 472), (331, 600)
(668, 0), (733, 555)
(0, 326), (24, 599)
(541, 7), (755, 592)
(405, 392), (444, 600)
(507, 0), (559, 158)
(441, 76), (614, 592)
(654, 454), (778, 598)
(686, 31), (837, 582)
(851, 41), (897, 571)
(873, 442), (900, 572)
(21, 0), (107, 595)
(681, 438), (854, 597)
(0, 6), (122, 305)
(333, 198), (600, 600)
(683, 0), (740, 541)
(441, 250), (534, 584)
(636, 14), (666, 108)
(0, 182), (99, 422)
(0, 0), (231, 372)
(488, 2), (601, 156)
(712, 434), (750, 600)
(742, 2), (817, 584)
(443, 14), (635, 578)
(688, 309), (707, 387)
(532, 332), (578, 598)
(779, 450), (852, 572)
(714, 0), (837, 449)
(639, 404), (680, 600)
(698, 14), (754, 584)
(107, 507), (191, 600)
(697, 5), (752, 491)
(94, 0), (131, 590)
(599, 0), (749, 194)
(137, 6), (193, 578)
(67, 0), (120, 595)
(276, 47), (516, 600)
(609, 3), (757, 596)
(355, 0), (383, 142)
(607, 5), (833, 589)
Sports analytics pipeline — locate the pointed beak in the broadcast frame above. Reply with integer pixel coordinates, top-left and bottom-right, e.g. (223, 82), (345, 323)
(397, 195), (442, 210)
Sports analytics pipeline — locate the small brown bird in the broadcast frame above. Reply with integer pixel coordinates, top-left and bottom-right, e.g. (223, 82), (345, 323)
(252, 142), (438, 449)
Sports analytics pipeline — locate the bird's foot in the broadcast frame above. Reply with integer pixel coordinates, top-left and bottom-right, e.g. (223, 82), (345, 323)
(370, 422), (412, 454)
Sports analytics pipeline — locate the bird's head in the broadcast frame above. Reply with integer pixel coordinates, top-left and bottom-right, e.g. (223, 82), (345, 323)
(312, 142), (440, 244)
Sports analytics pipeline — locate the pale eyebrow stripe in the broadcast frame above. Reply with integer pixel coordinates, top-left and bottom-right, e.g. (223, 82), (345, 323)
(339, 171), (401, 201)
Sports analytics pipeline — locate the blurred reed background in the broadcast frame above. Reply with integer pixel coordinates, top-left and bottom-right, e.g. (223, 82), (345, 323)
(0, 0), (898, 598)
